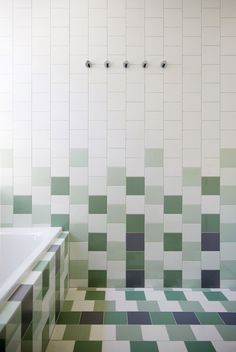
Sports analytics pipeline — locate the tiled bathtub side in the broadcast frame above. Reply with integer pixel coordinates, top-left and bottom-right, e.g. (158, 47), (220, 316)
(0, 231), (69, 352)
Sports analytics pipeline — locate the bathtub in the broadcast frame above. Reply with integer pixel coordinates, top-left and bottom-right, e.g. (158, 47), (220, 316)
(0, 227), (62, 304)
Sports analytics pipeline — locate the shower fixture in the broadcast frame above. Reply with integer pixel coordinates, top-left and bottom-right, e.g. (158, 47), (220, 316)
(104, 60), (111, 68)
(123, 60), (129, 68)
(85, 60), (92, 68)
(160, 60), (167, 68)
(142, 60), (148, 68)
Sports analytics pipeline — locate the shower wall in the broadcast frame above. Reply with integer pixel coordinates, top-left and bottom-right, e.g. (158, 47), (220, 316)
(0, 0), (236, 288)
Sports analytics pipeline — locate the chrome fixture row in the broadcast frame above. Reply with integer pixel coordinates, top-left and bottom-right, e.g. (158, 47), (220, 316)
(85, 60), (167, 69)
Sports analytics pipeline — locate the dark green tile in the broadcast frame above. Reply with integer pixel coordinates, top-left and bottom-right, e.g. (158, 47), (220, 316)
(104, 312), (127, 324)
(77, 325), (91, 340)
(150, 312), (176, 325)
(88, 233), (107, 251)
(127, 252), (144, 270)
(196, 312), (224, 325)
(88, 270), (107, 287)
(126, 177), (145, 195)
(13, 195), (32, 214)
(63, 325), (80, 340)
(164, 196), (182, 214)
(201, 214), (220, 233)
(204, 291), (227, 301)
(73, 341), (102, 352)
(202, 177), (220, 195)
(164, 270), (182, 288)
(61, 301), (73, 312)
(164, 233), (182, 251)
(51, 214), (69, 231)
(57, 312), (80, 324)
(126, 291), (146, 301)
(165, 291), (186, 301)
(85, 291), (105, 300)
(130, 341), (159, 352)
(51, 177), (69, 195)
(126, 215), (145, 233)
(89, 196), (107, 214)
(185, 341), (216, 352)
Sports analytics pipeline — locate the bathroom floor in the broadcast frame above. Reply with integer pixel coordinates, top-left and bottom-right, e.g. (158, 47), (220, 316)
(46, 288), (236, 352)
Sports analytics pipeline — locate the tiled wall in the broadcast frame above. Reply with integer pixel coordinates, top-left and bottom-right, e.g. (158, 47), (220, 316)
(0, 0), (236, 289)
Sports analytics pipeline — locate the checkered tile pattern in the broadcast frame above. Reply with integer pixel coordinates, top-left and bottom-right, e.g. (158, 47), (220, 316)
(47, 288), (236, 352)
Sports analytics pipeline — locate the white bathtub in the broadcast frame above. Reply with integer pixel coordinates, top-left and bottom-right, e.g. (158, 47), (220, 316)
(0, 227), (62, 304)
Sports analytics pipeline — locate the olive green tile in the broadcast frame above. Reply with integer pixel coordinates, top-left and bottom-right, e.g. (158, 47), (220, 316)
(85, 291), (105, 300)
(202, 177), (220, 195)
(220, 149), (236, 167)
(201, 214), (220, 233)
(88, 270), (107, 287)
(89, 196), (107, 214)
(164, 233), (182, 251)
(88, 233), (107, 251)
(164, 196), (182, 214)
(51, 177), (70, 195)
(126, 251), (144, 270)
(57, 312), (80, 324)
(13, 195), (32, 214)
(126, 215), (145, 233)
(126, 177), (145, 195)
(164, 270), (182, 288)
(73, 341), (102, 352)
(145, 149), (163, 167)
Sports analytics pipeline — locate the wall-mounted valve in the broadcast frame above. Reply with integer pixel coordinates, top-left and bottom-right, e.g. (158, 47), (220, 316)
(104, 60), (111, 68)
(85, 60), (92, 68)
(123, 60), (129, 69)
(142, 60), (148, 68)
(160, 60), (167, 69)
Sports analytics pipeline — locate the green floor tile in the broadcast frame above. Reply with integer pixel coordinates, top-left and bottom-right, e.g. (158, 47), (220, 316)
(103, 301), (116, 311)
(61, 301), (73, 312)
(166, 326), (196, 341)
(204, 291), (227, 301)
(195, 312), (224, 325)
(130, 341), (159, 352)
(216, 326), (236, 341)
(77, 325), (91, 341)
(179, 302), (204, 312)
(104, 312), (128, 324)
(185, 341), (216, 352)
(165, 291), (186, 301)
(126, 291), (146, 301)
(63, 325), (80, 340)
(85, 291), (105, 300)
(73, 341), (102, 352)
(116, 325), (143, 341)
(150, 312), (176, 325)
(94, 301), (106, 311)
(57, 312), (80, 324)
(137, 301), (160, 312)
(221, 301), (236, 312)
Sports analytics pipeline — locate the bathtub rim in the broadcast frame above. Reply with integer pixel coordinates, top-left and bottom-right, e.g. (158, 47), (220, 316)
(0, 227), (62, 305)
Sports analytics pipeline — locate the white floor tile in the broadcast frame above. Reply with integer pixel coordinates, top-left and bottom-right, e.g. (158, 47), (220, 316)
(90, 325), (116, 340)
(191, 325), (223, 341)
(102, 341), (130, 352)
(141, 325), (169, 341)
(157, 341), (188, 352)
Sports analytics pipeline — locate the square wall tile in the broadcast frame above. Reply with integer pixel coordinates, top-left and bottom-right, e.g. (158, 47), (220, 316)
(164, 196), (182, 214)
(13, 196), (32, 214)
(51, 177), (70, 195)
(202, 177), (220, 195)
(164, 233), (182, 251)
(89, 196), (107, 214)
(126, 177), (145, 195)
(164, 270), (182, 288)
(88, 270), (107, 287)
(88, 233), (107, 251)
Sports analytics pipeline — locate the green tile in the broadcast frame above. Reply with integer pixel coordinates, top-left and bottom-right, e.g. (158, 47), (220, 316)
(107, 167), (126, 186)
(221, 186), (236, 205)
(182, 243), (201, 261)
(70, 186), (88, 204)
(145, 223), (163, 242)
(76, 325), (91, 340)
(51, 214), (69, 231)
(150, 312), (176, 325)
(88, 233), (107, 251)
(89, 196), (107, 214)
(127, 215), (145, 233)
(126, 177), (145, 195)
(32, 205), (50, 224)
(104, 312), (127, 324)
(61, 301), (73, 312)
(70, 223), (88, 242)
(183, 205), (201, 223)
(88, 270), (107, 287)
(204, 291), (227, 301)
(57, 312), (80, 324)
(166, 326), (196, 341)
(195, 312), (224, 325)
(164, 270), (182, 288)
(116, 325), (142, 341)
(137, 301), (159, 312)
(164, 233), (182, 251)
(221, 301), (236, 312)
(165, 291), (186, 301)
(164, 196), (182, 214)
(85, 291), (105, 300)
(185, 341), (216, 352)
(127, 252), (144, 270)
(0, 187), (13, 205)
(130, 341), (158, 352)
(70, 148), (88, 167)
(51, 177), (70, 195)
(73, 341), (102, 352)
(126, 291), (146, 301)
(216, 326), (236, 340)
(201, 214), (220, 233)
(180, 302), (204, 312)
(13, 195), (32, 214)
(202, 177), (220, 195)
(63, 325), (80, 340)
(94, 301), (106, 311)
(70, 261), (88, 280)
(220, 149), (236, 167)
(145, 186), (163, 204)
(145, 149), (163, 167)
(183, 168), (201, 186)
(32, 167), (50, 186)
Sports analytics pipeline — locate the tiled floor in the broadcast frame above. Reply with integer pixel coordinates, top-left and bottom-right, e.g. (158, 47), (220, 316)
(46, 288), (236, 352)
